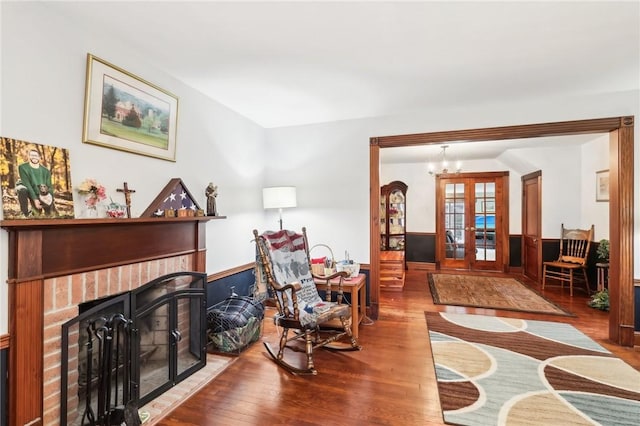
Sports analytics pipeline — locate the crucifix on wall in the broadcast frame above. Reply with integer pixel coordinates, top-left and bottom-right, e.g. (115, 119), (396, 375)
(117, 182), (136, 218)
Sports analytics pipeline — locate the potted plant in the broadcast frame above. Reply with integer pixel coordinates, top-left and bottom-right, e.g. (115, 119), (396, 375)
(596, 239), (610, 263)
(588, 289), (609, 311)
(589, 239), (610, 311)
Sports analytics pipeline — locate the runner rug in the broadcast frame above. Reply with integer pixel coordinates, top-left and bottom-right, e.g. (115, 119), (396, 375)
(426, 312), (640, 426)
(428, 273), (572, 316)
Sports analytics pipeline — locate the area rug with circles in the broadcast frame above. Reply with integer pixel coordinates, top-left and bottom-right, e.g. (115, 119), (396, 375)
(425, 312), (640, 425)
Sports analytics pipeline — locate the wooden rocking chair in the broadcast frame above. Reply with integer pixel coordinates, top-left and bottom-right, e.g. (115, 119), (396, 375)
(253, 228), (361, 375)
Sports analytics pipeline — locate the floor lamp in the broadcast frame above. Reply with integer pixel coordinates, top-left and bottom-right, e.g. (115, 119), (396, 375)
(262, 186), (297, 230)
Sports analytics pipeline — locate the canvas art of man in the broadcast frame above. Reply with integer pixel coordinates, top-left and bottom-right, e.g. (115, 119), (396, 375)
(0, 137), (75, 219)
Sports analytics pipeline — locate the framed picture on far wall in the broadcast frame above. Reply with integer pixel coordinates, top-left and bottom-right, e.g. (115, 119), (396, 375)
(0, 137), (76, 219)
(596, 169), (609, 202)
(82, 54), (179, 162)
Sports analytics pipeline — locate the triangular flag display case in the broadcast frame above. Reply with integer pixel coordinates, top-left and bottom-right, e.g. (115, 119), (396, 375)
(141, 178), (211, 218)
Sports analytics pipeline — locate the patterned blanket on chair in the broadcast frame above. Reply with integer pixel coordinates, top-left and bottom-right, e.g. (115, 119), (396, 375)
(259, 230), (327, 326)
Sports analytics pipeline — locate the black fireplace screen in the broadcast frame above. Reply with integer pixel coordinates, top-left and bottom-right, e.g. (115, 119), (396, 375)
(60, 272), (207, 426)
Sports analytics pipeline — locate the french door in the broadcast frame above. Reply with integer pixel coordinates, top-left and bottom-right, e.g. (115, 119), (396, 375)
(436, 172), (509, 271)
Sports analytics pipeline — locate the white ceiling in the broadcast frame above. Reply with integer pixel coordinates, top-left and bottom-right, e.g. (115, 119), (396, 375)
(45, 0), (639, 131)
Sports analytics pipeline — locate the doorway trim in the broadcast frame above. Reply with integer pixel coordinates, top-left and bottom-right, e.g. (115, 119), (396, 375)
(369, 116), (634, 346)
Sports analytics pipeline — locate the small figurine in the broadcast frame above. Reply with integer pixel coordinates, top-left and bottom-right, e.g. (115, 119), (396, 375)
(205, 182), (218, 216)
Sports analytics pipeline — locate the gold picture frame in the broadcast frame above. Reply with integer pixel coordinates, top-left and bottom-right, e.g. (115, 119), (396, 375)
(596, 169), (609, 202)
(83, 54), (178, 161)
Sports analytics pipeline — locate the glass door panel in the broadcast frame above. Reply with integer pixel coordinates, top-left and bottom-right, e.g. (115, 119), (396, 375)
(474, 182), (496, 262)
(388, 189), (405, 249)
(379, 194), (386, 249)
(380, 181), (407, 251)
(137, 301), (171, 402)
(175, 295), (205, 380)
(444, 183), (465, 260)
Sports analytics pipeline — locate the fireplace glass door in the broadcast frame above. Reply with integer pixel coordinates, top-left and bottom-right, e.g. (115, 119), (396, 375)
(131, 273), (207, 406)
(60, 272), (207, 425)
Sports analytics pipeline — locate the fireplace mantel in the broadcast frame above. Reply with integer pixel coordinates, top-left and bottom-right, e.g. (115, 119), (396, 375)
(2, 216), (223, 281)
(1, 216), (221, 426)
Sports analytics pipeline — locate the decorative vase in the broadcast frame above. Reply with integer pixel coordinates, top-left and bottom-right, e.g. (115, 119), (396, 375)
(84, 205), (98, 218)
(82, 194), (102, 218)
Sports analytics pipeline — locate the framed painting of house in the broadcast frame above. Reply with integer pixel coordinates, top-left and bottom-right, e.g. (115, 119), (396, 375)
(82, 54), (179, 162)
(0, 137), (75, 219)
(596, 169), (609, 202)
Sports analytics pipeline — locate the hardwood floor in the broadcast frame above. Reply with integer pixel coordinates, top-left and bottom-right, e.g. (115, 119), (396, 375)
(158, 270), (639, 426)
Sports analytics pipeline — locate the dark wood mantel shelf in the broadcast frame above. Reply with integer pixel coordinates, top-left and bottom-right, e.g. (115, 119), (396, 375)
(1, 216), (225, 283)
(1, 214), (226, 229)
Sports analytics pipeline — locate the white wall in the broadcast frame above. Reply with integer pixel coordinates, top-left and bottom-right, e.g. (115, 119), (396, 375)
(381, 162), (434, 232)
(508, 145), (584, 237)
(0, 3), (268, 334)
(263, 121), (373, 261)
(581, 135), (611, 241)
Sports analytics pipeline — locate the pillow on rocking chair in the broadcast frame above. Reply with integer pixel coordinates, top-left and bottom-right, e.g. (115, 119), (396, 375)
(261, 230), (330, 326)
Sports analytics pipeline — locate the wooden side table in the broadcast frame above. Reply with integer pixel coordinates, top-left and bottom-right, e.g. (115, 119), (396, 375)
(596, 262), (609, 292)
(314, 273), (366, 338)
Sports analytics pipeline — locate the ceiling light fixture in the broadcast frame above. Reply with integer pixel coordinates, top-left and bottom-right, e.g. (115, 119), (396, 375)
(428, 145), (462, 175)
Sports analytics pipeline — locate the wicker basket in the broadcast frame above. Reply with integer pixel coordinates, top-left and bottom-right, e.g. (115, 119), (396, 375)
(310, 244), (335, 276)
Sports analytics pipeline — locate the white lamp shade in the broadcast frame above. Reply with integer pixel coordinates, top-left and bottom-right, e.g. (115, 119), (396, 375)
(262, 186), (297, 209)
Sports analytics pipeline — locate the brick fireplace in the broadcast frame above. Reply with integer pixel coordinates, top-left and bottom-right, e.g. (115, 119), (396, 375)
(1, 216), (216, 426)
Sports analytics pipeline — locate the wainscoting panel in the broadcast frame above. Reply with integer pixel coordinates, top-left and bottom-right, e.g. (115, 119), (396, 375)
(635, 284), (640, 331)
(407, 232), (523, 268)
(405, 233), (435, 263)
(207, 266), (257, 307)
(207, 264), (371, 308)
(1, 345), (6, 426)
(509, 235), (522, 267)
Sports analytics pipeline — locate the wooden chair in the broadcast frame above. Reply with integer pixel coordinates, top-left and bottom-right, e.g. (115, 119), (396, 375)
(542, 224), (594, 296)
(253, 228), (361, 375)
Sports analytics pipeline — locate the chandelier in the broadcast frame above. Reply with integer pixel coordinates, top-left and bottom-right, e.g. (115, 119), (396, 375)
(428, 145), (462, 175)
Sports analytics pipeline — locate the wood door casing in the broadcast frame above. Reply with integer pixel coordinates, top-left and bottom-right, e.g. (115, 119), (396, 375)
(436, 172), (509, 272)
(370, 116), (634, 347)
(522, 171), (542, 282)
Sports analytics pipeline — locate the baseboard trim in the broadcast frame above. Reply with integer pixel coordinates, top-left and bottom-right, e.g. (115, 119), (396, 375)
(0, 334), (9, 350)
(207, 263), (254, 282)
(407, 261), (436, 271)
